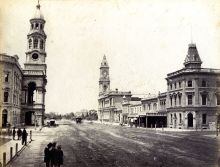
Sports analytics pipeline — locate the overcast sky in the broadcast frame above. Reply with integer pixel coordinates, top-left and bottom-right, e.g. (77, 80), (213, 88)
(0, 0), (220, 114)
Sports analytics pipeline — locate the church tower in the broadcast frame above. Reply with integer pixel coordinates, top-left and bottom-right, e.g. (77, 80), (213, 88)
(99, 55), (110, 94)
(22, 1), (47, 126)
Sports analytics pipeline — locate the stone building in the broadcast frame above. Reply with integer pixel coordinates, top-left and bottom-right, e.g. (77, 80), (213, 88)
(0, 54), (23, 127)
(166, 43), (220, 129)
(142, 92), (167, 128)
(0, 2), (47, 128)
(98, 56), (132, 122)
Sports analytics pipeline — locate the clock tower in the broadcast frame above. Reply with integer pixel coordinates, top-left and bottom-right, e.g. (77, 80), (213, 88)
(99, 55), (110, 94)
(22, 1), (47, 126)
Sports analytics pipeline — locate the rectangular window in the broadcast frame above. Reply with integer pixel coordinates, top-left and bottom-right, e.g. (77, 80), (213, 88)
(217, 95), (220, 105)
(174, 82), (176, 89)
(179, 96), (182, 106)
(170, 114), (173, 124)
(4, 92), (9, 102)
(202, 114), (207, 124)
(188, 80), (192, 87)
(179, 113), (182, 123)
(188, 95), (192, 105)
(179, 81), (181, 88)
(202, 80), (206, 87)
(202, 94), (207, 105)
(216, 81), (220, 87)
(148, 104), (151, 110)
(170, 97), (172, 107)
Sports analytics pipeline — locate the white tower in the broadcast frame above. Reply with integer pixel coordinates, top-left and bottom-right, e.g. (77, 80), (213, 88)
(22, 1), (47, 126)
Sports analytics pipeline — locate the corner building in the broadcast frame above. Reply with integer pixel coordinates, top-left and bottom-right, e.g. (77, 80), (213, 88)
(0, 3), (47, 128)
(166, 44), (220, 129)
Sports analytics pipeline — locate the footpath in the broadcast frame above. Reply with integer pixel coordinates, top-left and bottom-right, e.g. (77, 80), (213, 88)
(0, 127), (42, 167)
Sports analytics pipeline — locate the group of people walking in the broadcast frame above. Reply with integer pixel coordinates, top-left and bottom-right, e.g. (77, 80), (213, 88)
(12, 127), (28, 145)
(44, 142), (64, 167)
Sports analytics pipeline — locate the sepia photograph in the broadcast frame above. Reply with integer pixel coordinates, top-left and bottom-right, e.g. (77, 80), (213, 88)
(0, 0), (220, 166)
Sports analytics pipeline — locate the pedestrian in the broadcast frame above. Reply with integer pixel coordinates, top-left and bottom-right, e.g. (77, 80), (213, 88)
(56, 145), (63, 167)
(12, 127), (16, 140)
(17, 128), (22, 140)
(22, 128), (28, 145)
(50, 142), (57, 167)
(44, 143), (52, 167)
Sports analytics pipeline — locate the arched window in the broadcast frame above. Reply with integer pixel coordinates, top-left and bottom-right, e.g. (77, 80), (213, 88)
(29, 39), (32, 49)
(40, 40), (44, 49)
(33, 39), (38, 48)
(36, 23), (39, 29)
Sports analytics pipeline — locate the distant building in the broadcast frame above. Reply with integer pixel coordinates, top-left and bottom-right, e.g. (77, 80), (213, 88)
(166, 43), (220, 129)
(98, 56), (132, 122)
(0, 2), (47, 128)
(142, 92), (167, 128)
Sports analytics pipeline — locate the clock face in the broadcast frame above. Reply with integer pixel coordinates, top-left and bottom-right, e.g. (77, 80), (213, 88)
(32, 53), (39, 60)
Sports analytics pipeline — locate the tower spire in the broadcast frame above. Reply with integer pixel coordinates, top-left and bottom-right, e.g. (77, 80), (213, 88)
(37, 0), (40, 9)
(190, 25), (193, 44)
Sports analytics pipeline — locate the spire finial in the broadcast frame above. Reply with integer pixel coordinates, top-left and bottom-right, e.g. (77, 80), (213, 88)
(37, 0), (40, 9)
(190, 24), (193, 44)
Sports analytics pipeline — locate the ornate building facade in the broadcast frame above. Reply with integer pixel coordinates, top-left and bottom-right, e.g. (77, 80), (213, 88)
(166, 43), (220, 129)
(0, 2), (47, 128)
(99, 43), (220, 129)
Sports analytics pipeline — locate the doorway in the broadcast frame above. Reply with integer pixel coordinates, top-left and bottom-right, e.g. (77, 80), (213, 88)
(187, 113), (193, 128)
(2, 110), (8, 127)
(25, 111), (34, 125)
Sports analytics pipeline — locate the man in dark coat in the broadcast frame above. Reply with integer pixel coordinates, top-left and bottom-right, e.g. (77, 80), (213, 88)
(17, 128), (22, 140)
(44, 143), (52, 167)
(12, 127), (16, 140)
(50, 142), (57, 167)
(22, 128), (28, 145)
(56, 145), (63, 167)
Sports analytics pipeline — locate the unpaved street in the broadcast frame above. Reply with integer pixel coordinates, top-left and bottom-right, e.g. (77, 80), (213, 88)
(9, 120), (220, 167)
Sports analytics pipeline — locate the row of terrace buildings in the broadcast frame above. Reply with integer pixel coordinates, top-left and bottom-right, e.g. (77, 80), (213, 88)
(98, 43), (220, 129)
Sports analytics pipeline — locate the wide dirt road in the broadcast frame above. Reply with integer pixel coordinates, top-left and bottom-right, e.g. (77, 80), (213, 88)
(9, 120), (220, 167)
